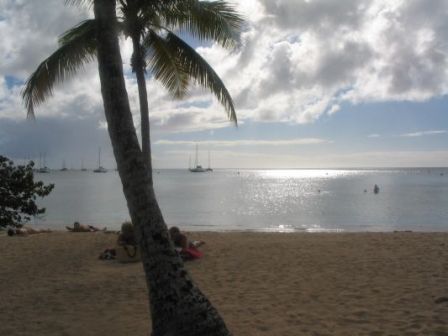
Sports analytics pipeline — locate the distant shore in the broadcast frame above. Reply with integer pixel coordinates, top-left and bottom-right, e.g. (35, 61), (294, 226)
(1, 231), (447, 335)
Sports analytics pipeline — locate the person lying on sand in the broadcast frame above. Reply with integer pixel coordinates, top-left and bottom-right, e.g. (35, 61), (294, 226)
(168, 226), (205, 261)
(7, 226), (52, 236)
(66, 221), (106, 232)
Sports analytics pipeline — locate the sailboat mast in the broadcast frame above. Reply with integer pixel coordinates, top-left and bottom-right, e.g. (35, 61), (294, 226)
(195, 144), (199, 167)
(208, 151), (211, 169)
(98, 148), (101, 168)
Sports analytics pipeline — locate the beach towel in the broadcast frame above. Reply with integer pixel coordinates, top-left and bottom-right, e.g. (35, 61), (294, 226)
(180, 246), (203, 261)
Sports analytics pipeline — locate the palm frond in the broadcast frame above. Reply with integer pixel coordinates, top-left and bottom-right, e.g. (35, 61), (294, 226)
(154, 0), (244, 49)
(143, 30), (189, 98)
(166, 32), (237, 124)
(22, 20), (97, 118)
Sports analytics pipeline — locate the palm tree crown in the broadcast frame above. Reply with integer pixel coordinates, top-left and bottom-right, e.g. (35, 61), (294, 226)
(23, 0), (244, 124)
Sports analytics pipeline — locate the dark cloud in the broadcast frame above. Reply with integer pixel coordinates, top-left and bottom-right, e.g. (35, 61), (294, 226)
(314, 41), (373, 88)
(0, 116), (114, 169)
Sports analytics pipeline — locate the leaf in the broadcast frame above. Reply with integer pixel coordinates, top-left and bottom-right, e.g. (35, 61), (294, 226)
(22, 20), (97, 118)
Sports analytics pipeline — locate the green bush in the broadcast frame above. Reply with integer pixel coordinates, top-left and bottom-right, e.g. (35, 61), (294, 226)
(0, 155), (54, 228)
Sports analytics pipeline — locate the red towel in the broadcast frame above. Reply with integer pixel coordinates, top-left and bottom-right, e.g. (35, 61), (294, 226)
(181, 246), (203, 260)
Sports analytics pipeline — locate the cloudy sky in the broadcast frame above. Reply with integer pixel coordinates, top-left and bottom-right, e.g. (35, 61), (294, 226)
(1, 0), (448, 169)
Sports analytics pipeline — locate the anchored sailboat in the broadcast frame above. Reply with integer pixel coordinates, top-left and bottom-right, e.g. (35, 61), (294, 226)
(60, 159), (68, 171)
(38, 153), (50, 173)
(93, 148), (107, 173)
(206, 151), (213, 172)
(81, 158), (87, 171)
(189, 144), (206, 173)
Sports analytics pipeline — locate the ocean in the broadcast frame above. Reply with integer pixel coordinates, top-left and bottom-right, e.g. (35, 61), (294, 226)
(32, 168), (448, 232)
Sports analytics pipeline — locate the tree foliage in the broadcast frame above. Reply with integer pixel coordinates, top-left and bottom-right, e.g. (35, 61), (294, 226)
(22, 0), (243, 122)
(0, 156), (54, 228)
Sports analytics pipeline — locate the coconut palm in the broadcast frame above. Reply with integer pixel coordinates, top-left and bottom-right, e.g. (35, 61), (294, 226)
(122, 0), (242, 174)
(23, 0), (243, 180)
(23, 0), (243, 334)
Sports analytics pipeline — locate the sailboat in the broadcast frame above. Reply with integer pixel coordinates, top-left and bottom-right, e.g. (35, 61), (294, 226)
(189, 144), (206, 173)
(81, 159), (87, 171)
(206, 151), (213, 172)
(93, 148), (107, 173)
(38, 153), (50, 173)
(60, 159), (68, 171)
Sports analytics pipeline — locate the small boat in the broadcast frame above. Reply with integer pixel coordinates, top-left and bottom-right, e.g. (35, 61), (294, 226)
(189, 144), (206, 173)
(190, 165), (206, 173)
(38, 166), (50, 173)
(205, 151), (213, 172)
(93, 148), (107, 173)
(81, 159), (87, 171)
(60, 159), (68, 171)
(38, 153), (50, 173)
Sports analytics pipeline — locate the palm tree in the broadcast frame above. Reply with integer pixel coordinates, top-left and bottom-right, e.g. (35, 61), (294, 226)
(23, 0), (241, 335)
(23, 0), (243, 182)
(122, 0), (242, 175)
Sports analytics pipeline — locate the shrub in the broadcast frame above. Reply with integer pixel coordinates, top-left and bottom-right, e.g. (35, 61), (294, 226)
(0, 155), (54, 228)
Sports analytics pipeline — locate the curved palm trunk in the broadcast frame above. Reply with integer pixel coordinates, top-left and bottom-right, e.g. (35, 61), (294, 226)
(131, 35), (153, 183)
(93, 1), (231, 335)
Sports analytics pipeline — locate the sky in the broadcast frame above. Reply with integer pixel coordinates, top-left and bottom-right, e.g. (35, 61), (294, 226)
(0, 0), (447, 169)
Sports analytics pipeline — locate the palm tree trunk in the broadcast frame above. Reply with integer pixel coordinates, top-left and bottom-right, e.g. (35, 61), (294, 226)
(93, 1), (232, 335)
(131, 35), (153, 184)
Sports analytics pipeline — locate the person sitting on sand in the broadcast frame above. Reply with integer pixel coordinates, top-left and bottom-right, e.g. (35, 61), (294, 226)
(7, 226), (52, 236)
(168, 226), (205, 261)
(117, 221), (137, 246)
(66, 221), (105, 232)
(99, 222), (138, 261)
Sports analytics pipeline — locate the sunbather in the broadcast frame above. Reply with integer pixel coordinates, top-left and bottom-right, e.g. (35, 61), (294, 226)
(168, 226), (205, 260)
(99, 222), (139, 262)
(7, 226), (52, 236)
(66, 221), (105, 232)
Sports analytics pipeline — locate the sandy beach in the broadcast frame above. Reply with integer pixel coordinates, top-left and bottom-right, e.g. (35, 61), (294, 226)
(0, 231), (447, 336)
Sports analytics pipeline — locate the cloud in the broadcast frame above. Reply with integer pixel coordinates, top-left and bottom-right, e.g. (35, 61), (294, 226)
(220, 0), (448, 123)
(155, 138), (331, 147)
(0, 0), (90, 78)
(399, 130), (447, 137)
(0, 116), (114, 169)
(154, 148), (448, 169)
(368, 134), (381, 138)
(2, 0), (448, 136)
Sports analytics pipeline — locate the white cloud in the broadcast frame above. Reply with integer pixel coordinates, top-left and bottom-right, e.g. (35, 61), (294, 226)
(219, 0), (448, 123)
(155, 148), (448, 169)
(2, 0), (448, 133)
(155, 138), (331, 147)
(399, 130), (447, 137)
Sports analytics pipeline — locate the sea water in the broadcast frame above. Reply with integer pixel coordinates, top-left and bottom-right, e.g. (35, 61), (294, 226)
(32, 168), (448, 232)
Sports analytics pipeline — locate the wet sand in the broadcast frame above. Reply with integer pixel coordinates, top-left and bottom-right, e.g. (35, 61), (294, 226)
(0, 231), (447, 336)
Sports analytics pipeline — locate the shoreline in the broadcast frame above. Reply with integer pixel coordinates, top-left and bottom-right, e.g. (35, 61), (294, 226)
(1, 231), (447, 335)
(3, 226), (448, 234)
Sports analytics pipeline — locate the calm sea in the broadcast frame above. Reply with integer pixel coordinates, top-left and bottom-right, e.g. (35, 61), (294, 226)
(32, 168), (448, 232)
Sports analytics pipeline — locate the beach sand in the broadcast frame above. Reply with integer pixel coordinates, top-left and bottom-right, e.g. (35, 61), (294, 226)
(0, 231), (447, 336)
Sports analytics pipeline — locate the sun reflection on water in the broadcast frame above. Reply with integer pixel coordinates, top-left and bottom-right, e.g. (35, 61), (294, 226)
(257, 169), (360, 179)
(261, 224), (344, 233)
